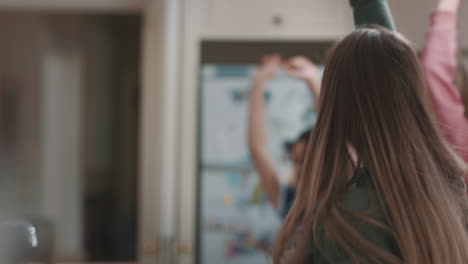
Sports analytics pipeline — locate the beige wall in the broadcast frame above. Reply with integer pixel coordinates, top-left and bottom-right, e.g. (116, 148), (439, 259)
(389, 0), (468, 49)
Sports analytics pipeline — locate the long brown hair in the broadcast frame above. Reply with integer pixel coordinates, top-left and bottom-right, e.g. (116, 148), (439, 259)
(273, 27), (468, 263)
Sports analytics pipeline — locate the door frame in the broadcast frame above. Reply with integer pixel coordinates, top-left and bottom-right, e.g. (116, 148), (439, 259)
(138, 0), (182, 263)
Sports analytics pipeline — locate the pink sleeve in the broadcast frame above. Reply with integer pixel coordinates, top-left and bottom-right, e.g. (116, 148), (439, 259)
(420, 10), (468, 163)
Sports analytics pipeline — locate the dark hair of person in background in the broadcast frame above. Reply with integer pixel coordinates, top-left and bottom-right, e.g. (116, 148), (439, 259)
(284, 130), (313, 157)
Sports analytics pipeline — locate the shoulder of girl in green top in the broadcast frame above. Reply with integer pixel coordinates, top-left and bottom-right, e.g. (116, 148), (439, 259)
(307, 173), (400, 263)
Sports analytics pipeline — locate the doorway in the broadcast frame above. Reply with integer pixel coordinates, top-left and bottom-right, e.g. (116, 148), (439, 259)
(0, 12), (141, 262)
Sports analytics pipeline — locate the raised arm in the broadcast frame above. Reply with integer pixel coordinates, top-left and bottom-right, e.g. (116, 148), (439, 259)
(420, 0), (468, 162)
(248, 54), (282, 209)
(283, 56), (321, 109)
(350, 0), (396, 30)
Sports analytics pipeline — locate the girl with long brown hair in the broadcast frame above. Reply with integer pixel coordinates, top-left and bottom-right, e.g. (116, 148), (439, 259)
(273, 26), (468, 264)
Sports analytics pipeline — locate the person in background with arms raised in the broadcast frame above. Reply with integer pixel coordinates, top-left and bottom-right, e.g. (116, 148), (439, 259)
(248, 0), (396, 220)
(420, 0), (468, 181)
(248, 54), (319, 219)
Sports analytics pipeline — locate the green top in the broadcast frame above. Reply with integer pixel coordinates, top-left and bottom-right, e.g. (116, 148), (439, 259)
(351, 0), (396, 30)
(307, 169), (400, 263)
(304, 2), (398, 263)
